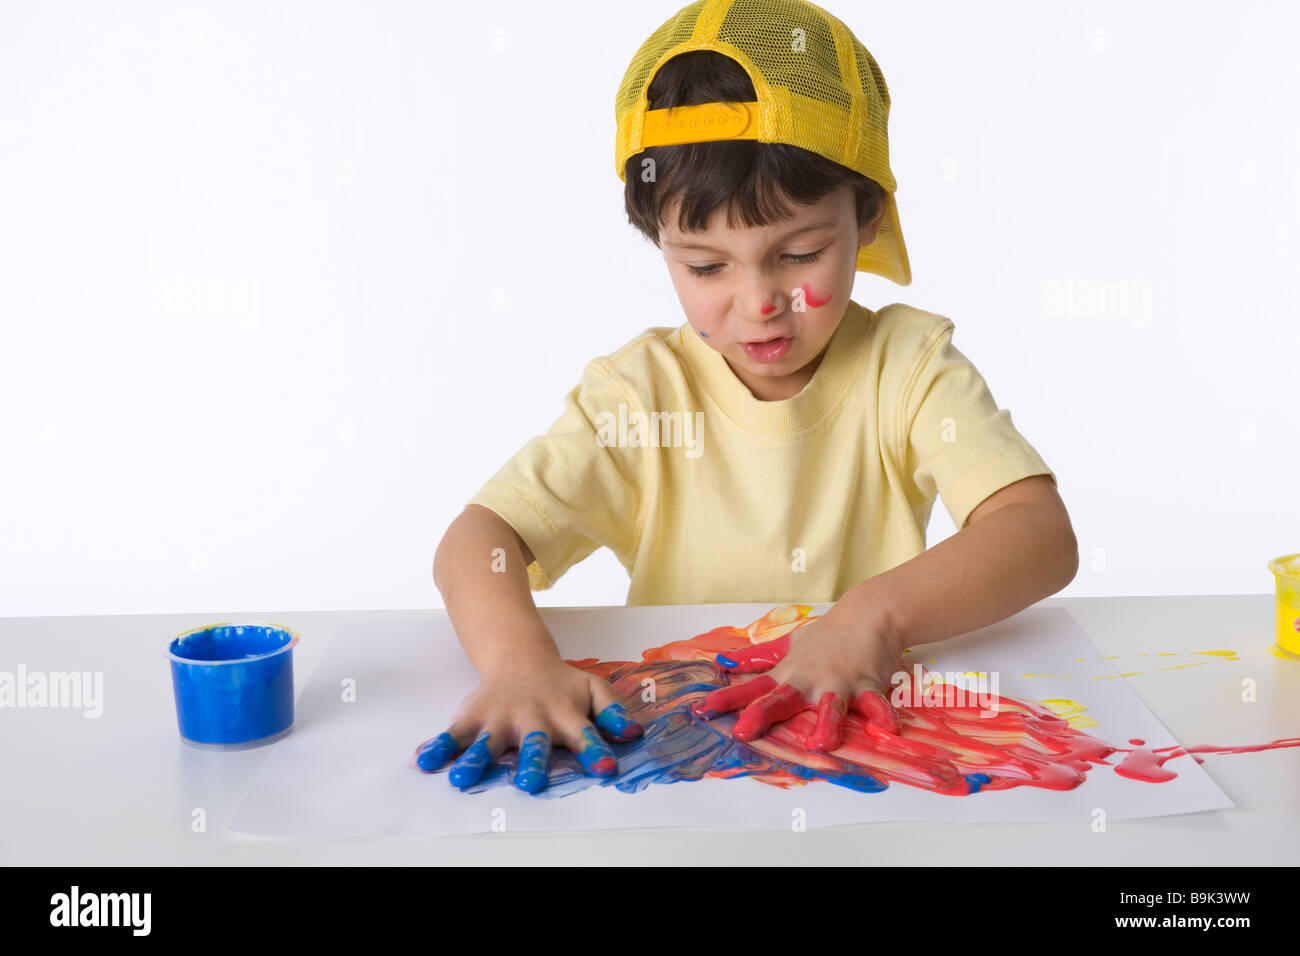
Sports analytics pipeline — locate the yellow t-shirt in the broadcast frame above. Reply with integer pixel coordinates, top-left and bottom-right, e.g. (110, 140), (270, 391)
(466, 300), (1057, 606)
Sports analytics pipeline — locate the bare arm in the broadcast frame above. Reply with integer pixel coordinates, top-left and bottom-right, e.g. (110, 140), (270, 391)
(432, 504), (560, 676)
(834, 475), (1079, 650)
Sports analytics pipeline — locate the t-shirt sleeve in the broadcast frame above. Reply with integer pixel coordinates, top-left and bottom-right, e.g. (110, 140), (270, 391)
(898, 320), (1057, 530)
(464, 360), (644, 591)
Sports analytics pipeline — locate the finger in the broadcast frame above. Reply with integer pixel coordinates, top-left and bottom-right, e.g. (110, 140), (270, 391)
(691, 674), (778, 720)
(805, 691), (847, 751)
(448, 729), (498, 788)
(411, 727), (465, 772)
(594, 702), (643, 741)
(513, 731), (552, 794)
(715, 633), (791, 672)
(568, 724), (618, 777)
(587, 678), (644, 741)
(734, 683), (810, 742)
(851, 689), (902, 738)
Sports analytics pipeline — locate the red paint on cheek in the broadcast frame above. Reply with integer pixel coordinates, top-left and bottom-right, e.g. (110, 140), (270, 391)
(800, 283), (832, 308)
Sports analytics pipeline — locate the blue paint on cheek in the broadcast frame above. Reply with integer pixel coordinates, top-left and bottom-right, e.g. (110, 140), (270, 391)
(416, 731), (460, 771)
(699, 331), (708, 338)
(448, 730), (493, 788)
(595, 702), (642, 740)
(514, 731), (551, 794)
(965, 772), (991, 793)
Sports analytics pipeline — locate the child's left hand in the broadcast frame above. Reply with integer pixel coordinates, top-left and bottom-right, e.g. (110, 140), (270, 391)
(690, 609), (906, 750)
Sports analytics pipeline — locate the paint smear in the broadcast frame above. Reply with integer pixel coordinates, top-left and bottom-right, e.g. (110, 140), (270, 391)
(1019, 648), (1240, 679)
(433, 605), (1297, 799)
(799, 283), (832, 308)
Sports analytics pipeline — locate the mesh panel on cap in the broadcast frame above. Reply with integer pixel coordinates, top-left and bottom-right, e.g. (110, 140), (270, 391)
(717, 0), (849, 111)
(615, 1), (706, 121)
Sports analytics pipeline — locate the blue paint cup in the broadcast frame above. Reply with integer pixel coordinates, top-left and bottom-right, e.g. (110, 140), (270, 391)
(164, 622), (300, 750)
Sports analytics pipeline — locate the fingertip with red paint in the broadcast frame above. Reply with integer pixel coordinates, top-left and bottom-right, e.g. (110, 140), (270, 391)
(595, 701), (643, 741)
(853, 689), (902, 737)
(715, 633), (791, 672)
(805, 691), (847, 751)
(575, 725), (618, 776)
(733, 683), (809, 741)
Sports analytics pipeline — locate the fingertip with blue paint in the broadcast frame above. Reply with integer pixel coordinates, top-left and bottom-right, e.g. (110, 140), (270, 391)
(715, 653), (738, 668)
(514, 731), (552, 794)
(576, 725), (618, 776)
(448, 730), (493, 788)
(415, 731), (460, 772)
(595, 702), (643, 741)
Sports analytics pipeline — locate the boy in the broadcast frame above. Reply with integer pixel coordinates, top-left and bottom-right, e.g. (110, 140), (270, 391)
(417, 0), (1078, 794)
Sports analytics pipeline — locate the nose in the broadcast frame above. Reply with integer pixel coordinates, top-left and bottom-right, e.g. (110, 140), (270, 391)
(748, 287), (785, 321)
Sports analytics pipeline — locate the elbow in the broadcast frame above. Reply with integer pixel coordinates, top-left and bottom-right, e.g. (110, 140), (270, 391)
(432, 513), (463, 591)
(432, 537), (446, 591)
(1056, 526), (1080, 591)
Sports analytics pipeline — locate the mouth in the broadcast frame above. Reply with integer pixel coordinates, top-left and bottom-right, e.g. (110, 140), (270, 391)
(740, 335), (793, 363)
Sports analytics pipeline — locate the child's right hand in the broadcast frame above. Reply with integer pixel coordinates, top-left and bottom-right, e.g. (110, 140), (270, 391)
(411, 654), (644, 794)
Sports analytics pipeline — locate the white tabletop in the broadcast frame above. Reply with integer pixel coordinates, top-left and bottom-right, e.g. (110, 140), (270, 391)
(1, 595), (1296, 865)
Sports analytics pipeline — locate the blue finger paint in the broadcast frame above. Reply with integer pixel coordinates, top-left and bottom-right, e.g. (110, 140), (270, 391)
(965, 773), (991, 793)
(715, 653), (739, 668)
(576, 725), (618, 776)
(514, 731), (552, 794)
(595, 702), (642, 741)
(416, 731), (460, 772)
(165, 623), (298, 749)
(448, 731), (493, 788)
(443, 659), (896, 801)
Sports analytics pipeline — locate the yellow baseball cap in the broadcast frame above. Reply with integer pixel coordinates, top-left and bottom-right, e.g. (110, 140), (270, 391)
(615, 0), (911, 286)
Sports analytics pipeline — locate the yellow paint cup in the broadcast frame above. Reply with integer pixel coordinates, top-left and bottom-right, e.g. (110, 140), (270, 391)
(1268, 553), (1300, 656)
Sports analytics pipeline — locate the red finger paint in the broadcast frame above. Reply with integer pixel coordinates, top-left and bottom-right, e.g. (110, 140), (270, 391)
(692, 674), (777, 720)
(852, 690), (903, 738)
(563, 606), (1300, 798)
(800, 283), (832, 308)
(735, 683), (809, 741)
(717, 632), (791, 672)
(643, 625), (750, 663)
(805, 692), (847, 751)
(1111, 738), (1300, 783)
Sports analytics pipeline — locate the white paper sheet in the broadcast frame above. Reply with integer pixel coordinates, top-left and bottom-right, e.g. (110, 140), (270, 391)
(228, 604), (1233, 836)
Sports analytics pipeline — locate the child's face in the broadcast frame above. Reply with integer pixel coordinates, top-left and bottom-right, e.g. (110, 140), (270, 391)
(660, 184), (886, 402)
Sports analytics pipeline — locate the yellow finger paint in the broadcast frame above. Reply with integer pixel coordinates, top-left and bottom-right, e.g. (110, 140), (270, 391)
(1037, 698), (1101, 730)
(1268, 553), (1300, 657)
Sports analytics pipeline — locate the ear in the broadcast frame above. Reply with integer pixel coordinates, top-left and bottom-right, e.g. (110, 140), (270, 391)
(858, 197), (888, 249)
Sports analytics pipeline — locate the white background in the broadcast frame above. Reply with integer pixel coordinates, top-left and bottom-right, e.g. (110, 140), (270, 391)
(2, 0), (1297, 617)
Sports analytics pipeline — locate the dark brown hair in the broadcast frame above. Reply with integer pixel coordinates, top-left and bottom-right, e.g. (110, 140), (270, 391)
(623, 50), (887, 248)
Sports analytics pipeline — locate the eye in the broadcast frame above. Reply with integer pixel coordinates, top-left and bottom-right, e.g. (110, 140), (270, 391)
(684, 247), (826, 278)
(685, 263), (722, 277)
